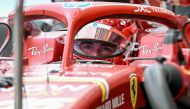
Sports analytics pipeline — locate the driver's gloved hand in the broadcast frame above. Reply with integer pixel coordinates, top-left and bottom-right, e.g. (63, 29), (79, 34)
(0, 76), (13, 88)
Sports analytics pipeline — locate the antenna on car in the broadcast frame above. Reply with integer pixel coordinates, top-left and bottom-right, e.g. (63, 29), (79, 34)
(14, 0), (24, 109)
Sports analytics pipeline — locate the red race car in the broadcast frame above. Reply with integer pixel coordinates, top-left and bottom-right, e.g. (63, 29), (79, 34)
(0, 1), (190, 109)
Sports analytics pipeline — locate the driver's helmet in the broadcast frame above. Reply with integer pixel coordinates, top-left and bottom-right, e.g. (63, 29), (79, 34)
(74, 22), (128, 60)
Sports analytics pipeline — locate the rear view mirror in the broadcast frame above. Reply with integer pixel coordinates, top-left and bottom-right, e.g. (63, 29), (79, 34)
(0, 23), (12, 56)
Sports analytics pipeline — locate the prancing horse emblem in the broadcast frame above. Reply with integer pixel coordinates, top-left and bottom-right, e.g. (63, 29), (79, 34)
(130, 74), (138, 109)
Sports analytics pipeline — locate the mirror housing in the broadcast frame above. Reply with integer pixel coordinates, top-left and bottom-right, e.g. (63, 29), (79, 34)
(0, 23), (12, 56)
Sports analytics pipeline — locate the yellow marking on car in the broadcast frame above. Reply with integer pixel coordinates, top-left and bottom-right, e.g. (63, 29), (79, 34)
(181, 67), (190, 75)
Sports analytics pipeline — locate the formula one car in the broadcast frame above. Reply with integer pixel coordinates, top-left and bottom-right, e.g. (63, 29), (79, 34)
(1, 1), (190, 109)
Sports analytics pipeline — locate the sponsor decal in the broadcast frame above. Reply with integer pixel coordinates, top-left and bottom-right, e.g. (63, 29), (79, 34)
(130, 74), (138, 109)
(51, 77), (109, 102)
(22, 76), (109, 102)
(63, 2), (92, 8)
(2, 76), (109, 102)
(28, 44), (53, 56)
(96, 93), (125, 109)
(134, 5), (151, 13)
(134, 5), (175, 16)
(127, 42), (162, 54)
(139, 42), (162, 54)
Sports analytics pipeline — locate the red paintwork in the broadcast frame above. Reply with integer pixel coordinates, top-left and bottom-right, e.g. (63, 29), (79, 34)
(1, 63), (146, 109)
(0, 2), (190, 109)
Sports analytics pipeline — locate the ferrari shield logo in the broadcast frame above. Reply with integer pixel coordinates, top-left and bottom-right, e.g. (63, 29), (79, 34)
(130, 75), (138, 108)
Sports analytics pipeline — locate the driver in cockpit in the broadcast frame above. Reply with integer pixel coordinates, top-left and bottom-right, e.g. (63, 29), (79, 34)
(73, 22), (129, 64)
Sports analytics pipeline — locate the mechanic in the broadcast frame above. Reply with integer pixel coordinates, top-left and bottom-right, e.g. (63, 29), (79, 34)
(73, 22), (130, 64)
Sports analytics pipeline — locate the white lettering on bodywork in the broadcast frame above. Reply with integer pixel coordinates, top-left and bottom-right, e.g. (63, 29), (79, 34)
(139, 42), (162, 54)
(28, 47), (41, 55)
(134, 5), (175, 16)
(96, 93), (125, 109)
(28, 44), (53, 56)
(127, 42), (162, 54)
(134, 5), (151, 13)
